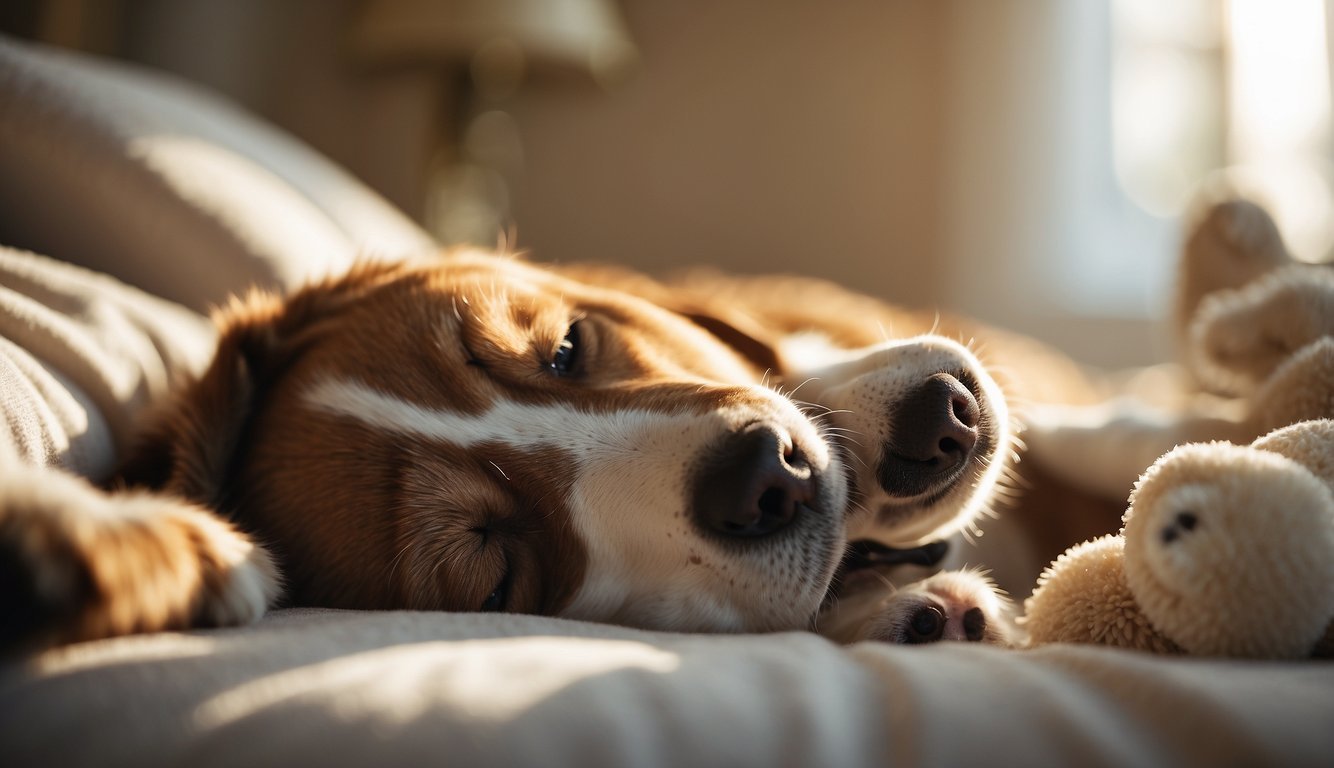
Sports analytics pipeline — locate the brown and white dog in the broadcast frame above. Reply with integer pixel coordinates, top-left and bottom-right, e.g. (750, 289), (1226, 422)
(4, 250), (1067, 650)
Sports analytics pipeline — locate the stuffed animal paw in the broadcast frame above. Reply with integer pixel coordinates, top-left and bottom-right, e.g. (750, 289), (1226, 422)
(1190, 266), (1334, 397)
(1175, 196), (1292, 350)
(1021, 419), (1334, 659)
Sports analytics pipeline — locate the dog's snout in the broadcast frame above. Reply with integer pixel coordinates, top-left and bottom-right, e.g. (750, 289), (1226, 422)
(694, 423), (813, 539)
(879, 373), (980, 497)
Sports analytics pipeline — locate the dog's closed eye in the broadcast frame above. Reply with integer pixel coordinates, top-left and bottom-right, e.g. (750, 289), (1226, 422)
(480, 566), (511, 612)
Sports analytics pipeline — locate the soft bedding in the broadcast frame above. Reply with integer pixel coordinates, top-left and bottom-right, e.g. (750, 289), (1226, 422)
(4, 609), (1333, 768)
(0, 34), (1331, 768)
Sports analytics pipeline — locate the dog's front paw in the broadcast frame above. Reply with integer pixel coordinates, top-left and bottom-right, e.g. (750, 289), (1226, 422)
(859, 570), (1014, 646)
(0, 467), (279, 653)
(819, 569), (1014, 647)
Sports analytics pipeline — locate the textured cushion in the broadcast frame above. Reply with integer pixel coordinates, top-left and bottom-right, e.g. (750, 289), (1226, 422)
(0, 34), (434, 314)
(0, 246), (212, 478)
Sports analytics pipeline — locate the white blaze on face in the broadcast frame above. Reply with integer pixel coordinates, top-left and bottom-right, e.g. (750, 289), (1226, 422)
(303, 379), (845, 632)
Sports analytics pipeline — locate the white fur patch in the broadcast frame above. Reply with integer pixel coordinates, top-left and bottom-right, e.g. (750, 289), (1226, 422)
(302, 379), (827, 467)
(303, 379), (844, 632)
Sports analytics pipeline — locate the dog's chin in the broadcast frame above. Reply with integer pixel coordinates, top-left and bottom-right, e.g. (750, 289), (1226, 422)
(853, 432), (999, 547)
(860, 498), (973, 549)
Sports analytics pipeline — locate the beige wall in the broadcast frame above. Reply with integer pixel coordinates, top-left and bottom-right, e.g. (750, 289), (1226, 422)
(12, 0), (1175, 368)
(507, 1), (1169, 367)
(508, 1), (950, 311)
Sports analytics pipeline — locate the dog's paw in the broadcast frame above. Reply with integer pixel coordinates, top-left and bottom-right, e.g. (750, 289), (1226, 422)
(0, 467), (279, 653)
(859, 570), (1014, 646)
(820, 568), (1014, 646)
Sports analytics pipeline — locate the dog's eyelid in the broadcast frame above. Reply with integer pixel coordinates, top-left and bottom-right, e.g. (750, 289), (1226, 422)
(548, 316), (587, 378)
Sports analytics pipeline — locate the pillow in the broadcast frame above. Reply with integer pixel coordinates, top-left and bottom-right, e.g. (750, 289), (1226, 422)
(0, 35), (435, 477)
(0, 35), (435, 314)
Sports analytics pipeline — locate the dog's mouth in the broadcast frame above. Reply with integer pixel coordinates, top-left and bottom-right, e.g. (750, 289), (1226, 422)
(822, 537), (951, 605)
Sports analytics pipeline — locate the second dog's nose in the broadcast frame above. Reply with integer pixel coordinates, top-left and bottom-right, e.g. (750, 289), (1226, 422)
(879, 373), (980, 497)
(693, 423), (814, 538)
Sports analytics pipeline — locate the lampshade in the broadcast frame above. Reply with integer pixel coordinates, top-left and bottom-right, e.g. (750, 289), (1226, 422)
(349, 0), (637, 86)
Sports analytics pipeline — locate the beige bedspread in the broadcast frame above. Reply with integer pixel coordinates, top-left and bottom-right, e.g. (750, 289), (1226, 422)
(4, 608), (1332, 768)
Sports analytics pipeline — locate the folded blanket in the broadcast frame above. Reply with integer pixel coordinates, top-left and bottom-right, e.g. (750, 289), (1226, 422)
(0, 246), (212, 479)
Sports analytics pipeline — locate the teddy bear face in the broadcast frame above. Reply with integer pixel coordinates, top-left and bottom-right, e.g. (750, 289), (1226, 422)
(1124, 442), (1334, 658)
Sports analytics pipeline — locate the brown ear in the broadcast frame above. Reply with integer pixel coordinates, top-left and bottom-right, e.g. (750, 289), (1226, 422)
(117, 261), (408, 508)
(674, 303), (783, 375)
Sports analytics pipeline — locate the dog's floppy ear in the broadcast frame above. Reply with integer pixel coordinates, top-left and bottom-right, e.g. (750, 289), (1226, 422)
(117, 261), (408, 508)
(671, 302), (783, 375)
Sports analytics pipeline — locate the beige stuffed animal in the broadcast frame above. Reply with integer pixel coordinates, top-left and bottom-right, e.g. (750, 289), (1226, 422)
(1021, 418), (1334, 658)
(1020, 196), (1334, 658)
(1177, 194), (1334, 397)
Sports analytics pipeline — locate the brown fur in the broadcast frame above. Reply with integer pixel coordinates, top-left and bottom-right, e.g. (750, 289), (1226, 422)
(4, 250), (1106, 649)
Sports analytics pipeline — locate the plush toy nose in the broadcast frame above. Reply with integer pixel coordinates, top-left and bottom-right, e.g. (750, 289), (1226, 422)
(1160, 510), (1199, 544)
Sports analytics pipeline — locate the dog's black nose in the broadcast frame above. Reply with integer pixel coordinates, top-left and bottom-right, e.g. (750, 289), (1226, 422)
(879, 373), (980, 497)
(693, 423), (813, 538)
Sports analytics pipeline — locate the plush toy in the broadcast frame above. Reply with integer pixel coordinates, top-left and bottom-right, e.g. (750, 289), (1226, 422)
(1177, 194), (1334, 397)
(1019, 195), (1334, 658)
(1173, 196), (1292, 363)
(1021, 418), (1334, 658)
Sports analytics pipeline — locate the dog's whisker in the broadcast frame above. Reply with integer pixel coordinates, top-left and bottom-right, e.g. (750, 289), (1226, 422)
(821, 425), (866, 439)
(792, 399), (840, 415)
(825, 434), (866, 451)
(928, 311), (942, 337)
(785, 377), (821, 400)
(870, 568), (898, 591)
